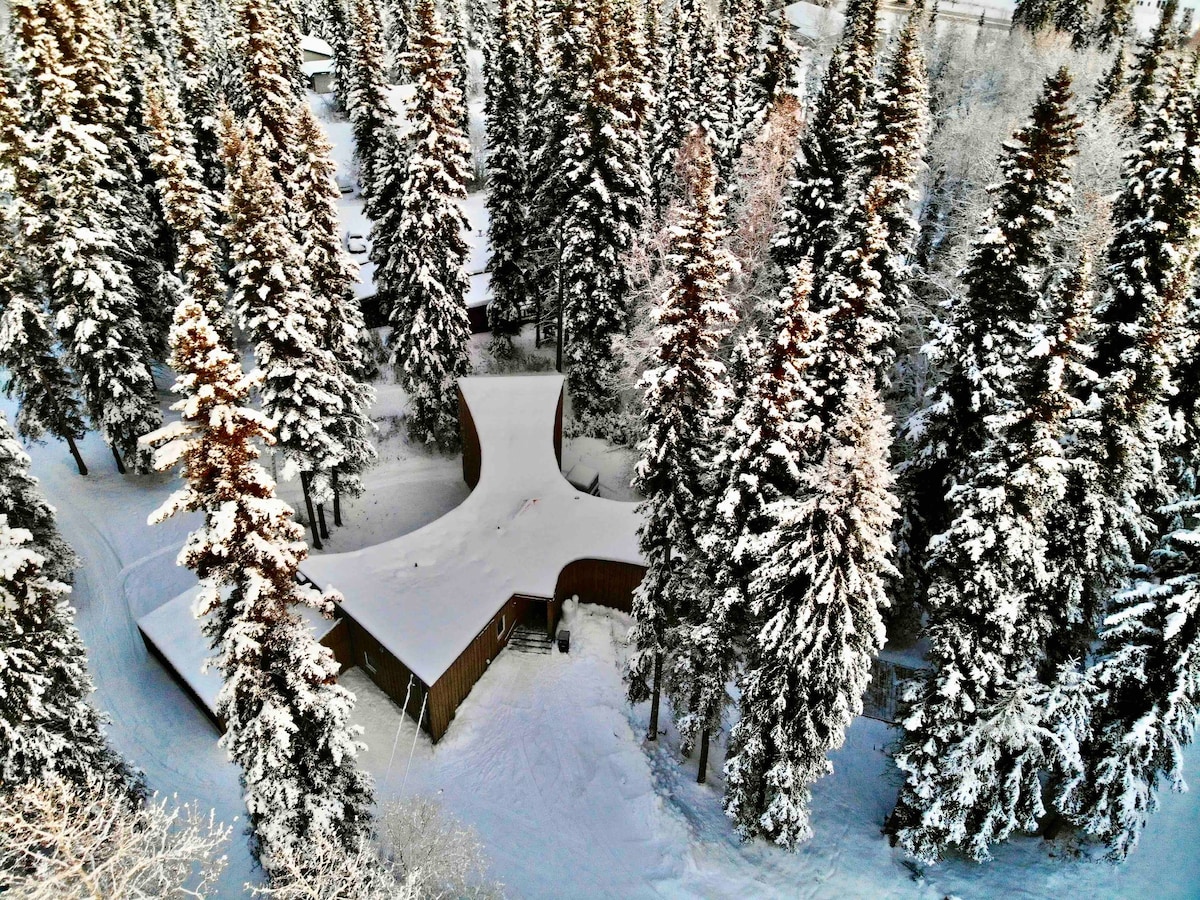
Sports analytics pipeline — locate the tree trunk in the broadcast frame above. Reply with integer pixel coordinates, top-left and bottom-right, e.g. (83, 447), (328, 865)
(111, 445), (126, 475)
(647, 651), (663, 742)
(317, 503), (329, 540)
(65, 434), (87, 476)
(555, 228), (564, 374)
(332, 469), (343, 527)
(300, 471), (323, 550)
(697, 728), (710, 784)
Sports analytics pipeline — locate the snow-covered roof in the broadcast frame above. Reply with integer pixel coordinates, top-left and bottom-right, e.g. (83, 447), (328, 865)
(138, 585), (340, 716)
(301, 374), (644, 686)
(784, 1), (845, 41)
(301, 34), (334, 59)
(302, 59), (335, 76)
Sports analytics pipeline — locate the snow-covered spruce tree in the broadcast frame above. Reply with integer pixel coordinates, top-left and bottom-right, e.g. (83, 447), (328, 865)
(1093, 43), (1128, 109)
(143, 75), (232, 340)
(176, 0), (226, 190)
(484, 0), (533, 345)
(713, 260), (821, 832)
(771, 0), (879, 281)
(1089, 60), (1200, 546)
(142, 297), (375, 877)
(231, 0), (303, 179)
(892, 258), (1095, 864)
(321, 0), (354, 112)
(898, 68), (1080, 623)
(1127, 0), (1178, 132)
(1054, 0), (1092, 49)
(648, 3), (695, 217)
(292, 105), (378, 523)
(526, 0), (589, 325)
(0, 418), (134, 794)
(375, 0), (472, 448)
(348, 0), (395, 208)
(1012, 0), (1055, 34)
(221, 117), (348, 548)
(560, 0), (649, 422)
(445, 0), (472, 138)
(628, 129), (737, 767)
(613, 0), (655, 212)
(727, 364), (897, 848)
(11, 0), (163, 475)
(382, 0), (410, 81)
(0, 64), (88, 476)
(817, 5), (929, 381)
(1064, 490), (1200, 860)
(743, 9), (802, 139)
(1095, 0), (1132, 50)
(69, 0), (179, 367)
(690, 23), (734, 190)
(722, 0), (762, 159)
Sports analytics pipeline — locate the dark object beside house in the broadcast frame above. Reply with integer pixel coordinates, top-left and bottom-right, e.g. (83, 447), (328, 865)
(557, 630), (570, 653)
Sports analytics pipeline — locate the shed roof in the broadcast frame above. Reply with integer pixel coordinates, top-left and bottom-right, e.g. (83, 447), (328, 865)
(301, 374), (644, 685)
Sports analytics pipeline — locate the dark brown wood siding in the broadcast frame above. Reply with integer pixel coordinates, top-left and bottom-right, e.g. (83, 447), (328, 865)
(427, 593), (532, 740)
(321, 619), (354, 672)
(553, 559), (647, 613)
(459, 386), (481, 489)
(341, 612), (431, 732)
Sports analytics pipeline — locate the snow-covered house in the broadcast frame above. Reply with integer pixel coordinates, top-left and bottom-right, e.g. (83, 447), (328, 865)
(138, 375), (647, 741)
(301, 34), (336, 94)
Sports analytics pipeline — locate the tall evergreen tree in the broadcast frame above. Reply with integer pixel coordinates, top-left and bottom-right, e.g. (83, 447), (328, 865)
(382, 0), (411, 80)
(1093, 44), (1128, 109)
(628, 130), (737, 769)
(1127, 0), (1178, 132)
(771, 0), (879, 281)
(527, 0), (590, 331)
(893, 258), (1095, 864)
(143, 297), (375, 877)
(726, 364), (897, 848)
(648, 4), (696, 216)
(484, 0), (534, 344)
(143, 74), (232, 340)
(375, 0), (472, 447)
(817, 6), (928, 380)
(0, 63), (89, 476)
(12, 0), (163, 474)
(0, 415), (133, 795)
(1095, 0), (1132, 49)
(222, 117), (348, 548)
(898, 69), (1081, 621)
(559, 0), (648, 421)
(744, 10), (801, 138)
(293, 106), (378, 522)
(349, 0), (395, 207)
(175, 0), (226, 191)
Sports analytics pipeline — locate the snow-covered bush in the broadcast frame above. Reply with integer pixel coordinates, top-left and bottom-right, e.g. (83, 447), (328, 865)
(0, 776), (229, 898)
(253, 795), (500, 900)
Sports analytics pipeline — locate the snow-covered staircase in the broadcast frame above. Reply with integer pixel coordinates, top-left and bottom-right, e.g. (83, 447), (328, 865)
(507, 624), (555, 655)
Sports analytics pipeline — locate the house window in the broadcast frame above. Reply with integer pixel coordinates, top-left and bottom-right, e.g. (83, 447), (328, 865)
(363, 648), (376, 674)
(496, 616), (505, 639)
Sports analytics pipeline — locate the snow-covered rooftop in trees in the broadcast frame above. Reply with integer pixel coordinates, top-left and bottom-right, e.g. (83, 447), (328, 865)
(300, 374), (644, 686)
(137, 585), (340, 715)
(300, 34), (334, 59)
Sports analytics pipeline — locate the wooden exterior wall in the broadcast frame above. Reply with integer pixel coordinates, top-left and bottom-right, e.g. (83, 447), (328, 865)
(459, 386), (481, 489)
(553, 559), (647, 615)
(427, 593), (532, 740)
(340, 612), (431, 731)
